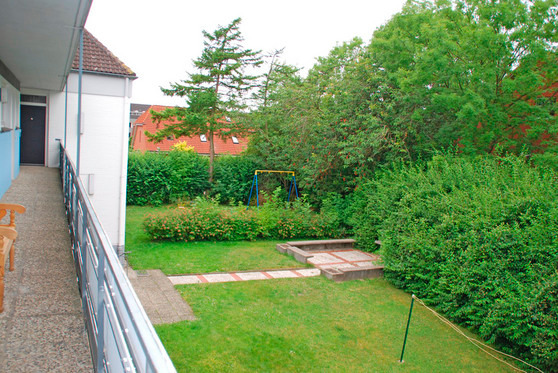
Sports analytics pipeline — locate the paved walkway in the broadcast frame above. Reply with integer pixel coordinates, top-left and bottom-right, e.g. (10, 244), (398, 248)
(169, 268), (321, 285)
(128, 249), (377, 324)
(0, 166), (93, 371)
(127, 268), (196, 325)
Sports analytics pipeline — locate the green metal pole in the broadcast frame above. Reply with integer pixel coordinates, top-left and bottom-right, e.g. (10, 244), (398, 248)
(399, 294), (415, 363)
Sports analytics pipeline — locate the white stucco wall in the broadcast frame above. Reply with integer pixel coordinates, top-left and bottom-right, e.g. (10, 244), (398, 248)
(46, 72), (133, 253)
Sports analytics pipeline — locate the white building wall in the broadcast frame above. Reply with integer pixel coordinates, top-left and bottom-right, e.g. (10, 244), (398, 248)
(47, 72), (133, 254)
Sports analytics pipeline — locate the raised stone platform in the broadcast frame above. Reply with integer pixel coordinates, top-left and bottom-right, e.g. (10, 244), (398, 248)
(277, 239), (384, 282)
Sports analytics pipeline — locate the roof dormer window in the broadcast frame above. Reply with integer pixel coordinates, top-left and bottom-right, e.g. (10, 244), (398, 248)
(200, 134), (207, 142)
(231, 136), (239, 144)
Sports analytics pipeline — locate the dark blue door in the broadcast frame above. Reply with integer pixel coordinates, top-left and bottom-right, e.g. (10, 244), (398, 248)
(20, 105), (46, 165)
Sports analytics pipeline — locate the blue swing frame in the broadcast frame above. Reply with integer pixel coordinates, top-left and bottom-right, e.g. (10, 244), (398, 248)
(246, 170), (299, 208)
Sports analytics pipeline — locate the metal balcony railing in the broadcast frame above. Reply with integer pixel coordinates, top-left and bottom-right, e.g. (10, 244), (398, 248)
(60, 146), (176, 373)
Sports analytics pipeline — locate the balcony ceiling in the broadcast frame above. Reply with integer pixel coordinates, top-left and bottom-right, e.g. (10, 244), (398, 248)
(0, 0), (92, 91)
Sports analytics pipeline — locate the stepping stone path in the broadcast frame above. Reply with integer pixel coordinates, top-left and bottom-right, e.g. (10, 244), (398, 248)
(169, 268), (321, 285)
(167, 240), (383, 285)
(128, 240), (383, 324)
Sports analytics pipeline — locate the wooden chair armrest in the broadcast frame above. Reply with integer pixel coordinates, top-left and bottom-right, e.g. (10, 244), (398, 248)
(0, 226), (18, 241)
(0, 204), (26, 214)
(0, 204), (26, 228)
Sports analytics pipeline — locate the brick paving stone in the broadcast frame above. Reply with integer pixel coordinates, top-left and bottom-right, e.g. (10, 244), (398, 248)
(330, 250), (376, 262)
(295, 268), (321, 277)
(355, 261), (377, 267)
(235, 272), (269, 281)
(203, 273), (236, 283)
(127, 269), (196, 324)
(307, 253), (341, 265)
(169, 275), (202, 285)
(266, 270), (300, 279)
(318, 263), (356, 270)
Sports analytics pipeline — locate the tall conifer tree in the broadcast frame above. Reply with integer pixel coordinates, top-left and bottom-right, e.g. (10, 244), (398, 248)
(149, 18), (262, 181)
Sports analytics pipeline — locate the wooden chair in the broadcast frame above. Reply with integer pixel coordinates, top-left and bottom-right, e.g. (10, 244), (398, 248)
(0, 203), (26, 229)
(0, 226), (18, 312)
(0, 203), (26, 313)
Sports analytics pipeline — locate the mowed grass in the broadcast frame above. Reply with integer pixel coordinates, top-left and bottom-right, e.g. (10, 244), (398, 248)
(127, 205), (518, 372)
(126, 206), (305, 274)
(156, 277), (517, 373)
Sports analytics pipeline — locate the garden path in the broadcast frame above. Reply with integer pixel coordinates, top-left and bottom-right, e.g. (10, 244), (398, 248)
(127, 248), (377, 325)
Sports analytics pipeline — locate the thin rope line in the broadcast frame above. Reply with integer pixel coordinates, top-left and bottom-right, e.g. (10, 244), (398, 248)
(413, 296), (544, 373)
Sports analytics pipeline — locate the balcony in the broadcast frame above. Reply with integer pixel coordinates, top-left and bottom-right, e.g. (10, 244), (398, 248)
(0, 148), (175, 372)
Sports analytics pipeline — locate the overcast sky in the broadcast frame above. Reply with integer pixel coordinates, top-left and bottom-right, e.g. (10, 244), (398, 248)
(85, 0), (407, 106)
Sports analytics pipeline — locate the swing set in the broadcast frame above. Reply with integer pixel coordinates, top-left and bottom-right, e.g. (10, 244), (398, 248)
(246, 170), (299, 208)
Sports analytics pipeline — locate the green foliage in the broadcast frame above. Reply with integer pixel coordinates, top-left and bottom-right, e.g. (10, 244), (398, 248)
(248, 0), (558, 202)
(211, 155), (261, 204)
(355, 153), (558, 370)
(126, 206), (304, 274)
(144, 198), (260, 242)
(143, 193), (344, 242)
(248, 38), (397, 203)
(152, 18), (262, 181)
(126, 151), (209, 206)
(368, 0), (558, 156)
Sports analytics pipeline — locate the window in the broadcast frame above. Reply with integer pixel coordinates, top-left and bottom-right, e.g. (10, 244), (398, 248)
(20, 94), (47, 104)
(200, 134), (207, 142)
(167, 135), (174, 140)
(231, 136), (239, 144)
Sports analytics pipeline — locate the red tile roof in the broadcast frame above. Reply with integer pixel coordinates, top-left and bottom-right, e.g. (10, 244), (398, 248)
(72, 29), (136, 77)
(131, 105), (247, 155)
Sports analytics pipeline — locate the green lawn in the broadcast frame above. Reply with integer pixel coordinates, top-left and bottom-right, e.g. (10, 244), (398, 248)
(157, 277), (517, 372)
(126, 206), (305, 274)
(127, 205), (518, 372)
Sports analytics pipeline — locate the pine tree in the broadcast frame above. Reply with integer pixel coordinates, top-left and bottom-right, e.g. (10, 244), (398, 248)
(149, 18), (262, 182)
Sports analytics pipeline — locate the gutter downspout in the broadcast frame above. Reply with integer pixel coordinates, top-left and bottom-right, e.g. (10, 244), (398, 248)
(117, 77), (130, 263)
(64, 81), (68, 149)
(76, 28), (83, 176)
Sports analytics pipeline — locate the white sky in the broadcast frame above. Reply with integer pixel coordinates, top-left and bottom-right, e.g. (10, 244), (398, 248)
(85, 0), (407, 106)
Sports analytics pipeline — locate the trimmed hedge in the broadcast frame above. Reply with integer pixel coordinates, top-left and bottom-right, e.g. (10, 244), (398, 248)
(353, 154), (558, 371)
(211, 155), (261, 204)
(127, 152), (261, 206)
(127, 151), (209, 206)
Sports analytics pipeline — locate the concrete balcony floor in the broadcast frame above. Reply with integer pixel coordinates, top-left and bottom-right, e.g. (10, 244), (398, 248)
(0, 166), (93, 371)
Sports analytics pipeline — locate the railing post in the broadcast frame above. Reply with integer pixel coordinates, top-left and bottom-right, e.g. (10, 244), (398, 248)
(96, 250), (106, 372)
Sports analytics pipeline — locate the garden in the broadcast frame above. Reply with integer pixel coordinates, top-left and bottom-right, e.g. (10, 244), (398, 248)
(127, 207), (520, 372)
(126, 149), (558, 372)
(126, 1), (558, 371)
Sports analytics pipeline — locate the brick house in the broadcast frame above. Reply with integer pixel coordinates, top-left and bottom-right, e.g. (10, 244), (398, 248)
(131, 105), (248, 155)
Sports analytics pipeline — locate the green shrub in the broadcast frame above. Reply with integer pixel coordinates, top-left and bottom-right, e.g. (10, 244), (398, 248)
(144, 198), (260, 242)
(211, 155), (261, 204)
(355, 153), (558, 370)
(127, 151), (209, 206)
(144, 193), (344, 242)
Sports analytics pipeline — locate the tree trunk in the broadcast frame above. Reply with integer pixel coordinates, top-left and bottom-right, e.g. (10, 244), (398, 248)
(208, 129), (215, 183)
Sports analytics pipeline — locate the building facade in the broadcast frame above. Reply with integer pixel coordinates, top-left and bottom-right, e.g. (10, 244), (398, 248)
(0, 2), (135, 255)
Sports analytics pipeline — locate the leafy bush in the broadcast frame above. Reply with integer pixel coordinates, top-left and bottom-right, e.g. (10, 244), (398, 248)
(127, 151), (209, 206)
(211, 155), (261, 204)
(144, 193), (344, 242)
(144, 198), (260, 242)
(354, 153), (558, 370)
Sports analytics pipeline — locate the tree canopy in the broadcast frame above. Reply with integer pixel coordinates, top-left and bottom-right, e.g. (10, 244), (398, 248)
(248, 0), (557, 202)
(149, 17), (262, 181)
